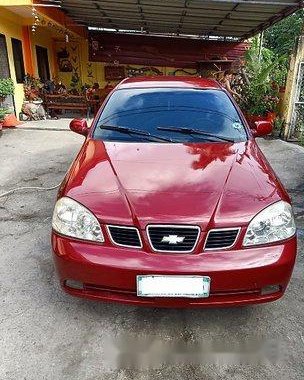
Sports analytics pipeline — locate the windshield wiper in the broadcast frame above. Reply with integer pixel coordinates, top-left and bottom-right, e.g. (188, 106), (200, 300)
(99, 124), (174, 142)
(156, 126), (235, 143)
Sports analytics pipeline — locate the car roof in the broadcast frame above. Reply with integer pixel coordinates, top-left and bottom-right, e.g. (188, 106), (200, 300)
(116, 76), (222, 90)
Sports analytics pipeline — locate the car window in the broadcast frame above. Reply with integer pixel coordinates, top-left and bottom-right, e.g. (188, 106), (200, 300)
(93, 88), (247, 143)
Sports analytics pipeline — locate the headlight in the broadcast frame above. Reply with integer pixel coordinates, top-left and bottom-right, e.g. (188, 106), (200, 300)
(52, 197), (104, 242)
(243, 201), (296, 246)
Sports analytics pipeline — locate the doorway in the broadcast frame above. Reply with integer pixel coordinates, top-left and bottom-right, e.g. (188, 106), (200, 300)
(36, 45), (50, 82)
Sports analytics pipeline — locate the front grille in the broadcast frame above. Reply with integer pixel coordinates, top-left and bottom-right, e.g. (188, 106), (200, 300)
(204, 228), (240, 250)
(107, 225), (142, 248)
(147, 225), (200, 253)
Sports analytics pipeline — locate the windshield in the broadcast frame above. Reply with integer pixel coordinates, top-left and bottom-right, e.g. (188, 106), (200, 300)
(94, 88), (247, 143)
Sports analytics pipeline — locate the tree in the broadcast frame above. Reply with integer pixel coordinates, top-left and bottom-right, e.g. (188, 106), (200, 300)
(240, 38), (282, 116)
(264, 9), (304, 57)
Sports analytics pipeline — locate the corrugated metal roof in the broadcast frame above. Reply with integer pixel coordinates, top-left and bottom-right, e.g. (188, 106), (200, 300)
(60, 0), (303, 40)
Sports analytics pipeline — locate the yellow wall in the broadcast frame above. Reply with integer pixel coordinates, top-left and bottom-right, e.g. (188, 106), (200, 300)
(283, 35), (304, 138)
(0, 6), (58, 116)
(2, 0), (32, 5)
(0, 7), (26, 116)
(31, 29), (56, 79)
(54, 39), (114, 89)
(55, 39), (198, 90)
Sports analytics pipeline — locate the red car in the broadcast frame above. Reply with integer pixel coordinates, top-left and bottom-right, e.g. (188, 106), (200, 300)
(52, 76), (297, 307)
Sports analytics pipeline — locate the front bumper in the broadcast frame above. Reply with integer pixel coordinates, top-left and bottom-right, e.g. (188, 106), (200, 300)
(52, 232), (297, 308)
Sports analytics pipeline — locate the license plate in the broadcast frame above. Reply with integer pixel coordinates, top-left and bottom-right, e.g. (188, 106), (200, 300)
(136, 275), (210, 298)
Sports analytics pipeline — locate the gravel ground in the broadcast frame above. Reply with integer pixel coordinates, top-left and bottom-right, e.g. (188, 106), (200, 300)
(0, 124), (303, 380)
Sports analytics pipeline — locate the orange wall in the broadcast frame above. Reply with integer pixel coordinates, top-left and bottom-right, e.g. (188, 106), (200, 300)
(0, 6), (64, 116)
(0, 8), (27, 116)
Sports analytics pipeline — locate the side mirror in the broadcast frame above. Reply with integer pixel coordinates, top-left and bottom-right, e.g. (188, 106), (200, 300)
(69, 119), (89, 136)
(252, 121), (272, 137)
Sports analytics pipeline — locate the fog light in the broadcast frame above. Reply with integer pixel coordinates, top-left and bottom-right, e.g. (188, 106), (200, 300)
(65, 279), (83, 290)
(261, 285), (280, 295)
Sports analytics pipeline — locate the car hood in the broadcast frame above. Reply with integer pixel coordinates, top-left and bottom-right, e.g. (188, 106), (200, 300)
(62, 139), (286, 230)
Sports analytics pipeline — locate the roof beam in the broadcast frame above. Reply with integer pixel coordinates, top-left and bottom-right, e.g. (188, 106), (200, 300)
(193, 0), (298, 5)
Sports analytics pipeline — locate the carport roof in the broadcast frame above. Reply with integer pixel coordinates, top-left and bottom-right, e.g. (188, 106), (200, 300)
(59, 0), (303, 40)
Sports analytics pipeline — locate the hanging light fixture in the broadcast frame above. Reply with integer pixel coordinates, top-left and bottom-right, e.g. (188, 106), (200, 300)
(31, 6), (39, 33)
(63, 12), (70, 44)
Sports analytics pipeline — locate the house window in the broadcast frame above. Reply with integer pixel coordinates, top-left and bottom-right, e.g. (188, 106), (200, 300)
(0, 34), (10, 78)
(11, 38), (25, 83)
(36, 45), (50, 82)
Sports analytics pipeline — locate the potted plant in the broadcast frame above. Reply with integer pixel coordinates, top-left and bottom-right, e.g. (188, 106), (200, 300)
(241, 38), (284, 130)
(0, 107), (8, 132)
(22, 74), (46, 120)
(0, 78), (19, 128)
(23, 74), (43, 102)
(0, 78), (14, 104)
(242, 85), (279, 128)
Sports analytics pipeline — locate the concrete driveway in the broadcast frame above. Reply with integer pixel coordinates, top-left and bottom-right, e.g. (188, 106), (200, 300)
(0, 122), (303, 380)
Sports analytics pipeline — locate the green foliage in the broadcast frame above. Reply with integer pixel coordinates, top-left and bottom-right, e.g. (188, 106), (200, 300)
(23, 74), (43, 101)
(0, 107), (8, 121)
(273, 117), (285, 136)
(264, 9), (304, 57)
(296, 105), (304, 145)
(299, 130), (304, 147)
(240, 37), (283, 116)
(0, 78), (15, 101)
(70, 72), (81, 91)
(24, 74), (43, 90)
(242, 10), (304, 117)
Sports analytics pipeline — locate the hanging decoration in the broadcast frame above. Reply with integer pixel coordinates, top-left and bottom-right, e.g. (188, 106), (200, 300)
(104, 65), (126, 81)
(57, 47), (72, 72)
(168, 68), (198, 76)
(34, 15), (74, 40)
(126, 66), (163, 77)
(31, 6), (40, 33)
(63, 14), (69, 44)
(90, 39), (100, 58)
(87, 63), (94, 79)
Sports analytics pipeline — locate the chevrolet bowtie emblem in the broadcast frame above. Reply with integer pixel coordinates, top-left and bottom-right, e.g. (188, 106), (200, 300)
(161, 235), (185, 244)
